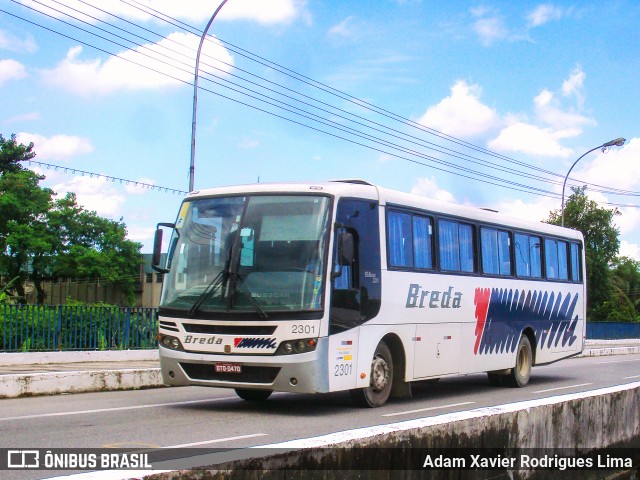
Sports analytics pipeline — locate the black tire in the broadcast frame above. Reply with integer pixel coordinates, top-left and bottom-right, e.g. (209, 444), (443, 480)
(235, 388), (272, 402)
(506, 335), (532, 387)
(350, 341), (393, 408)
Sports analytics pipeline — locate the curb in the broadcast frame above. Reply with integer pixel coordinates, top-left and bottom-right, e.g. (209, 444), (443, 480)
(0, 368), (163, 399)
(0, 349), (159, 366)
(579, 346), (640, 357)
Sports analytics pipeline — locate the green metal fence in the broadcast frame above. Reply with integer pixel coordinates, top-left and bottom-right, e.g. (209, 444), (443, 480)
(1, 305), (158, 352)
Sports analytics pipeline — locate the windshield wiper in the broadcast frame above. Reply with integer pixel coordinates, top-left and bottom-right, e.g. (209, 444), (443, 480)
(188, 270), (227, 317)
(233, 275), (269, 320)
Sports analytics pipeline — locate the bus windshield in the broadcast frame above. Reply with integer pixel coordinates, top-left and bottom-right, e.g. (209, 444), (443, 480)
(160, 194), (331, 316)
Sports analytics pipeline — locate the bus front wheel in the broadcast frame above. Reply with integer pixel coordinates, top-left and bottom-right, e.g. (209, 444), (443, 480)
(235, 388), (272, 402)
(350, 341), (393, 408)
(507, 335), (532, 387)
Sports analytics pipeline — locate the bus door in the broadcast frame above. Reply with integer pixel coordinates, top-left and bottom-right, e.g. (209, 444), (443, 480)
(328, 198), (382, 390)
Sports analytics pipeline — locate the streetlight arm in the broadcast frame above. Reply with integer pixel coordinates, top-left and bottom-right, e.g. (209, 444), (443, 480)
(189, 0), (229, 192)
(561, 137), (626, 226)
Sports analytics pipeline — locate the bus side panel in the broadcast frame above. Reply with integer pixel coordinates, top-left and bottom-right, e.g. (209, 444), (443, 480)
(460, 279), (585, 371)
(413, 322), (461, 378)
(378, 272), (586, 379)
(327, 329), (360, 391)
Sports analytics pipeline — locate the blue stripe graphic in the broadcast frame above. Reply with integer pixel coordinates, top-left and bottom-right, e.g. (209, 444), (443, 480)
(475, 288), (580, 355)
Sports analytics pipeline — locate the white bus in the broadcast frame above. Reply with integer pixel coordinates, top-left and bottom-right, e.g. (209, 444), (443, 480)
(152, 180), (585, 407)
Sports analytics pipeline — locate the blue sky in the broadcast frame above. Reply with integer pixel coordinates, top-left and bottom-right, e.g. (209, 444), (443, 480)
(1, 0), (639, 257)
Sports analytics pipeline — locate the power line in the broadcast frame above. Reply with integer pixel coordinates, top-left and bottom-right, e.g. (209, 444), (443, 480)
(6, 4), (555, 197)
(3, 2), (638, 206)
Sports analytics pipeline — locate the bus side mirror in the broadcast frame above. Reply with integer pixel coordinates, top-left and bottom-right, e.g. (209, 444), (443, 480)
(152, 223), (175, 273)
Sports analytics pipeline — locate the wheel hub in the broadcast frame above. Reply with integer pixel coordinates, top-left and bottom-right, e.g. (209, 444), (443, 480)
(370, 355), (389, 392)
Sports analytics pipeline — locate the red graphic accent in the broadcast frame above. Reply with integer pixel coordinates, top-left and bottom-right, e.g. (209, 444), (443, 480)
(474, 288), (491, 354)
(234, 338), (242, 347)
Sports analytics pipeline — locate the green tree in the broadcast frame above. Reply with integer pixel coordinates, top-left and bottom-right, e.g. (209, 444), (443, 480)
(50, 193), (142, 304)
(600, 257), (640, 322)
(0, 133), (35, 174)
(547, 186), (621, 320)
(0, 137), (54, 301)
(1, 134), (142, 305)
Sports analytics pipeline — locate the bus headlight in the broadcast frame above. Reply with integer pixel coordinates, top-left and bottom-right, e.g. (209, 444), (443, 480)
(276, 338), (317, 355)
(158, 334), (184, 351)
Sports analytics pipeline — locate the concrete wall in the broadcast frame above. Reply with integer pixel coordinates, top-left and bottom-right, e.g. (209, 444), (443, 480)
(143, 382), (640, 480)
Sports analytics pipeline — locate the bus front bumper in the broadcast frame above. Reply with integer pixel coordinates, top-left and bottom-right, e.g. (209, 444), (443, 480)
(159, 340), (329, 394)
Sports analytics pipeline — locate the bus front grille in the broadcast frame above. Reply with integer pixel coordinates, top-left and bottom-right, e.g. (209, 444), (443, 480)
(179, 363), (280, 384)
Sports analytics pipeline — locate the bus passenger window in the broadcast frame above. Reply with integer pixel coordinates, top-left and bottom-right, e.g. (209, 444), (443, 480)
(413, 216), (433, 269)
(387, 211), (413, 268)
(515, 233), (542, 278)
(481, 227), (511, 276)
(570, 243), (581, 282)
(545, 238), (569, 280)
(439, 220), (474, 273)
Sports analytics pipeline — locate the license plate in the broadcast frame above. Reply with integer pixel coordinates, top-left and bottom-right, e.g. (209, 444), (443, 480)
(215, 363), (241, 374)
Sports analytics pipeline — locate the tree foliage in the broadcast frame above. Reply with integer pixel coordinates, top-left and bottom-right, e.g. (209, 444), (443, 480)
(0, 133), (35, 174)
(599, 257), (640, 322)
(547, 186), (629, 320)
(0, 133), (142, 305)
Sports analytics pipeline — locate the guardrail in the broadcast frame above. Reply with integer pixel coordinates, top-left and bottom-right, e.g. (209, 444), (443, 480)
(586, 321), (640, 340)
(1, 305), (158, 352)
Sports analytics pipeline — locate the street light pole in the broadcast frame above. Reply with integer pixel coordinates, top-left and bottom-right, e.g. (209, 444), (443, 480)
(189, 0), (229, 192)
(561, 137), (626, 226)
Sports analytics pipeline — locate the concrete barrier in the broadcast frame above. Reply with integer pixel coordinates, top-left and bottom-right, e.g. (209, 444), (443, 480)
(0, 368), (164, 398)
(0, 349), (159, 365)
(143, 382), (640, 480)
(43, 382), (640, 480)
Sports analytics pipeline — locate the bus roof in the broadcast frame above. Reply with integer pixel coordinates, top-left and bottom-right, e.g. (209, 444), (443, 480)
(186, 180), (583, 241)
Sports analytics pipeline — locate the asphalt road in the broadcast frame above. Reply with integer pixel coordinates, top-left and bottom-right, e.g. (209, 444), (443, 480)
(2, 353), (639, 479)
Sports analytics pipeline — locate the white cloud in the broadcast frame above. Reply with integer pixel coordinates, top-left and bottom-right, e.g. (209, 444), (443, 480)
(616, 205), (640, 238)
(417, 80), (500, 138)
(40, 32), (234, 96)
(492, 196), (558, 223)
(328, 16), (356, 38)
(0, 29), (37, 53)
(473, 15), (508, 46)
(574, 138), (640, 193)
(125, 225), (156, 246)
(470, 7), (508, 46)
(5, 112), (41, 124)
(16, 132), (94, 160)
(410, 177), (456, 203)
(619, 241), (640, 261)
(52, 175), (126, 217)
(489, 67), (594, 157)
(20, 0), (308, 25)
(534, 87), (593, 130)
(0, 59), (27, 86)
(561, 67), (585, 97)
(527, 4), (566, 28)
(488, 122), (574, 157)
(215, 0), (307, 25)
(239, 138), (260, 149)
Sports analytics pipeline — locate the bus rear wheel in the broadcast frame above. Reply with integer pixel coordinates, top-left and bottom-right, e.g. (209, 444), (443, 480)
(235, 388), (272, 402)
(506, 335), (532, 387)
(350, 341), (393, 408)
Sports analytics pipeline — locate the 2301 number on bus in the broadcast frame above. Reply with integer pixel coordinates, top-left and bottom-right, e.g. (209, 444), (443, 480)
(334, 363), (353, 376)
